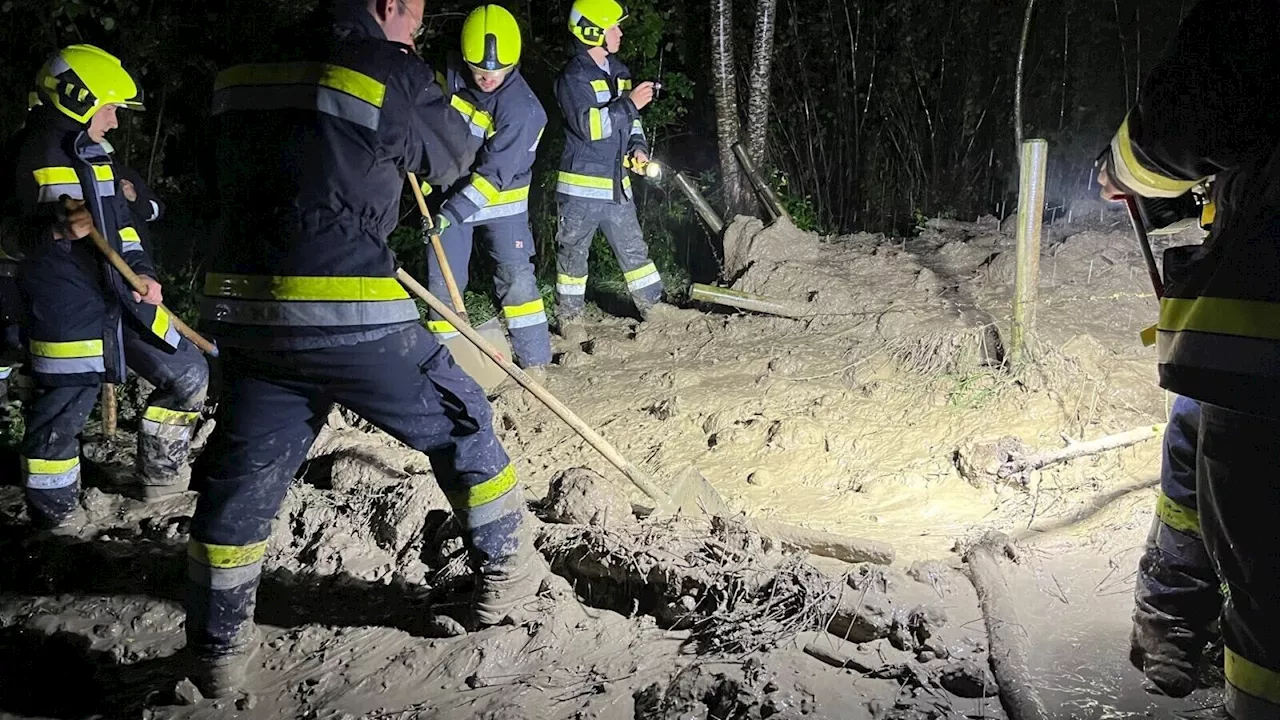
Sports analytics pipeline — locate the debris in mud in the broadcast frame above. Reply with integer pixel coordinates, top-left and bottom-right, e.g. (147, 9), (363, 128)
(540, 467), (637, 529)
(953, 436), (1031, 488)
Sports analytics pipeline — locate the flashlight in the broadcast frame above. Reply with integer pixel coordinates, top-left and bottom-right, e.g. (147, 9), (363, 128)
(644, 159), (663, 179)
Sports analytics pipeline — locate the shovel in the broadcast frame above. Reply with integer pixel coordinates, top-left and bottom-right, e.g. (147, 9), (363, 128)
(406, 173), (512, 392)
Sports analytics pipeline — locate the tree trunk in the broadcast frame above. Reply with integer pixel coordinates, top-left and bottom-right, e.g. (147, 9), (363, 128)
(711, 0), (746, 216)
(745, 0), (779, 166)
(1014, 0), (1037, 155)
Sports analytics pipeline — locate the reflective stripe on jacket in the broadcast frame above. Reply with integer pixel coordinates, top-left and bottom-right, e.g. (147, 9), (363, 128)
(555, 49), (648, 204)
(438, 55), (546, 226)
(1105, 0), (1280, 416)
(11, 106), (175, 386)
(203, 6), (475, 350)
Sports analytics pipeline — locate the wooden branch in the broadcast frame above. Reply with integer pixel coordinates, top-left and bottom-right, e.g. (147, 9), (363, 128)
(748, 518), (895, 566)
(962, 533), (1050, 720)
(997, 423), (1165, 480)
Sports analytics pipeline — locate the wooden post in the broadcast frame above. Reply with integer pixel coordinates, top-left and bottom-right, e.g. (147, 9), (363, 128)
(1010, 139), (1048, 366)
(673, 172), (726, 235)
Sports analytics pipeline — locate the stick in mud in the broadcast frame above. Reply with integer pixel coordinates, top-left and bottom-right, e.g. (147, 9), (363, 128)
(962, 533), (1051, 720)
(689, 283), (808, 319)
(998, 423), (1165, 480)
(732, 141), (791, 223)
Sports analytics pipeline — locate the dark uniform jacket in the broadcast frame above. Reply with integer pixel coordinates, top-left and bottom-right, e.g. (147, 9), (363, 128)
(554, 48), (648, 204)
(11, 105), (179, 386)
(437, 54), (546, 226)
(202, 3), (475, 350)
(1105, 0), (1280, 415)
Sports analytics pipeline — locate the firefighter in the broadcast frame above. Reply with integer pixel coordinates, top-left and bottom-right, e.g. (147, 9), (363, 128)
(10, 45), (208, 533)
(553, 0), (672, 341)
(192, 0), (540, 697)
(1097, 0), (1280, 715)
(427, 5), (552, 373)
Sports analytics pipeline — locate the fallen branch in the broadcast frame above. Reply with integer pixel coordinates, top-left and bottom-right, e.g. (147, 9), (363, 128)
(961, 533), (1050, 720)
(748, 518), (895, 566)
(689, 283), (809, 319)
(802, 640), (878, 673)
(997, 423), (1165, 481)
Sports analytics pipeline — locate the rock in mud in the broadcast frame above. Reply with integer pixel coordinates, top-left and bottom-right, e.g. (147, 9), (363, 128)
(541, 467), (636, 528)
(937, 658), (999, 698)
(174, 677), (204, 705)
(953, 436), (1026, 488)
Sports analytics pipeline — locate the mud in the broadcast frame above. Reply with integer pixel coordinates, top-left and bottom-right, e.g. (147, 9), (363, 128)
(0, 215), (1217, 719)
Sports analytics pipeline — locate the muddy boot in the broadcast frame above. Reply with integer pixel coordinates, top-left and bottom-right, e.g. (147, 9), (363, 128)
(1130, 621), (1198, 697)
(640, 302), (694, 324)
(473, 518), (547, 628)
(186, 627), (260, 699)
(521, 366), (548, 385)
(25, 505), (93, 545)
(559, 316), (587, 345)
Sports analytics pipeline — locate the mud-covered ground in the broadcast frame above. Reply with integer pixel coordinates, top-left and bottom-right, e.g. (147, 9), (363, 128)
(0, 215), (1227, 719)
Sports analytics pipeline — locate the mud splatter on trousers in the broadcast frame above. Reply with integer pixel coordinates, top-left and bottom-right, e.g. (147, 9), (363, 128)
(185, 326), (529, 659)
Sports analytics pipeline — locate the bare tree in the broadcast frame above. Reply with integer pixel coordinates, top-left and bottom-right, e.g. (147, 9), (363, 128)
(711, 0), (746, 215)
(1014, 0), (1037, 154)
(745, 0), (779, 166)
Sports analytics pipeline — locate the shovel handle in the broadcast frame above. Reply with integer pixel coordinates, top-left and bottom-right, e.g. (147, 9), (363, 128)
(73, 203), (220, 358)
(1123, 195), (1165, 300)
(396, 268), (668, 503)
(406, 173), (469, 322)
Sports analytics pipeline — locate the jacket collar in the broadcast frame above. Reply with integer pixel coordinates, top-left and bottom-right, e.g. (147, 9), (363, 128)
(331, 0), (388, 42)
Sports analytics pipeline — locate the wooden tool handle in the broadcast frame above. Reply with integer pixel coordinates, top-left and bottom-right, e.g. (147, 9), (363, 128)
(81, 219), (220, 357)
(397, 268), (668, 503)
(1123, 195), (1165, 300)
(407, 173), (469, 320)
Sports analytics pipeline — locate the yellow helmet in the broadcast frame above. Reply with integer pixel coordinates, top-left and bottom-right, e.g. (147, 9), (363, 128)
(34, 45), (144, 125)
(462, 5), (522, 71)
(569, 0), (627, 47)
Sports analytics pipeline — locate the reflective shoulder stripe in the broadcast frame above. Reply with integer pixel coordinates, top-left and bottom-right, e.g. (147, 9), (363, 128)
(30, 339), (104, 358)
(618, 78), (633, 93)
(1226, 648), (1280, 709)
(204, 274), (410, 302)
(590, 79), (612, 103)
(1160, 296), (1280, 341)
(33, 166), (83, 202)
(189, 539), (269, 569)
(144, 406), (200, 426)
(450, 95), (495, 139)
(1110, 116), (1199, 199)
(446, 464), (518, 510)
(1155, 492), (1200, 536)
(214, 62), (387, 130)
(216, 62), (386, 107)
(33, 167), (78, 185)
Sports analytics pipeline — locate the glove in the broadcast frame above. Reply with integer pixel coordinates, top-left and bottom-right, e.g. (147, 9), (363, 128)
(431, 213), (451, 234)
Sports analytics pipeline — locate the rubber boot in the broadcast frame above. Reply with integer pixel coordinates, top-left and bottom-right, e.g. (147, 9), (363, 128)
(473, 516), (546, 628)
(186, 626), (260, 699)
(1129, 517), (1211, 698)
